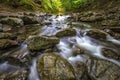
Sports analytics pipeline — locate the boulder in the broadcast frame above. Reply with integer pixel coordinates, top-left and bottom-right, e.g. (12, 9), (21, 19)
(89, 59), (120, 80)
(55, 28), (76, 38)
(26, 36), (59, 51)
(0, 69), (28, 80)
(86, 29), (108, 40)
(37, 53), (76, 80)
(0, 17), (23, 26)
(73, 61), (93, 80)
(0, 39), (18, 49)
(102, 48), (120, 61)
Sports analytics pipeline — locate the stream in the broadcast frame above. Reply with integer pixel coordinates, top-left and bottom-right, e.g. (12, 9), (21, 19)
(0, 15), (120, 80)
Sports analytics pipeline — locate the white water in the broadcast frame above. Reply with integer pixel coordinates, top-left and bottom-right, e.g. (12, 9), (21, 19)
(0, 62), (20, 74)
(41, 15), (70, 36)
(28, 58), (39, 80)
(107, 35), (120, 44)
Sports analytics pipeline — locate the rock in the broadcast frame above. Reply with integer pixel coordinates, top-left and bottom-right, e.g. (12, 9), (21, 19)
(0, 69), (28, 80)
(79, 11), (104, 22)
(0, 32), (16, 39)
(102, 20), (119, 26)
(0, 24), (3, 32)
(72, 46), (85, 56)
(102, 48), (120, 61)
(2, 25), (12, 32)
(73, 61), (93, 80)
(0, 17), (23, 26)
(107, 27), (120, 33)
(86, 29), (108, 40)
(89, 59), (120, 80)
(55, 28), (76, 38)
(0, 56), (25, 67)
(37, 53), (76, 80)
(21, 16), (39, 25)
(27, 36), (59, 51)
(0, 39), (18, 49)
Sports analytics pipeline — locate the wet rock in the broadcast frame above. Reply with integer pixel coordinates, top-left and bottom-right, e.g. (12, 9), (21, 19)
(37, 53), (76, 80)
(79, 11), (104, 22)
(0, 17), (23, 26)
(27, 36), (59, 51)
(72, 46), (85, 56)
(102, 20), (119, 26)
(86, 29), (108, 40)
(89, 59), (120, 80)
(21, 16), (39, 25)
(102, 48), (120, 61)
(55, 28), (76, 38)
(0, 32), (16, 39)
(0, 56), (25, 67)
(74, 61), (93, 80)
(0, 39), (18, 49)
(0, 69), (28, 80)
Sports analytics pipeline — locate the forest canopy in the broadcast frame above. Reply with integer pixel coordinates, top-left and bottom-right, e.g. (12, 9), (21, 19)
(0, 0), (94, 13)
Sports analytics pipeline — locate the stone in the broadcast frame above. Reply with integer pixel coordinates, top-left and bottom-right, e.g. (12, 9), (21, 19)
(26, 36), (59, 51)
(86, 29), (108, 40)
(0, 17), (23, 26)
(0, 39), (18, 49)
(37, 53), (76, 80)
(102, 48), (120, 61)
(73, 61), (93, 80)
(0, 69), (28, 80)
(102, 20), (119, 26)
(55, 28), (76, 38)
(21, 16), (39, 25)
(89, 59), (120, 80)
(0, 32), (14, 39)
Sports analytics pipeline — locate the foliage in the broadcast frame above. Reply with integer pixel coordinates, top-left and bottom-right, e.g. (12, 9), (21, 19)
(0, 0), (94, 12)
(41, 0), (63, 13)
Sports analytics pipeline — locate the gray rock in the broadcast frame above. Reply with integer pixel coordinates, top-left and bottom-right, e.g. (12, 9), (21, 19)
(27, 36), (59, 51)
(37, 53), (76, 80)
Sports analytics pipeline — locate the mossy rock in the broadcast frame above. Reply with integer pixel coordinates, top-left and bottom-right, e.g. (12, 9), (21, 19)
(0, 69), (28, 80)
(0, 39), (18, 49)
(89, 59), (120, 80)
(55, 28), (76, 38)
(0, 17), (23, 26)
(0, 32), (16, 39)
(37, 53), (76, 80)
(21, 16), (38, 25)
(86, 29), (108, 40)
(26, 36), (59, 51)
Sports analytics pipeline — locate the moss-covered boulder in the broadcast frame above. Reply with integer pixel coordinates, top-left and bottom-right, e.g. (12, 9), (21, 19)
(0, 17), (23, 26)
(86, 29), (108, 40)
(0, 39), (18, 49)
(26, 36), (59, 51)
(89, 59), (120, 80)
(55, 28), (76, 38)
(37, 53), (76, 80)
(0, 69), (28, 80)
